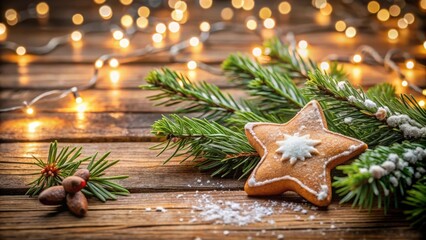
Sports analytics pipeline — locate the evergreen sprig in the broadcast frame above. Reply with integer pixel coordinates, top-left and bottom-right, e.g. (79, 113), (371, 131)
(27, 141), (90, 196)
(403, 176), (426, 228)
(27, 141), (129, 202)
(222, 54), (307, 112)
(333, 142), (426, 212)
(141, 68), (252, 123)
(152, 114), (260, 178)
(82, 152), (130, 202)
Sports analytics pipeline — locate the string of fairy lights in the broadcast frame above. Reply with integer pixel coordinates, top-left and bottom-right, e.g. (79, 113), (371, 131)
(0, 0), (425, 116)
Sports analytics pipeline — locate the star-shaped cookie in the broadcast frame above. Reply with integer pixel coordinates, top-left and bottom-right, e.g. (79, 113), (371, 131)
(244, 100), (367, 206)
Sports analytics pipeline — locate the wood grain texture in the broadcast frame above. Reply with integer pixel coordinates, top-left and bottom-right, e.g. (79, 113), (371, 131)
(0, 142), (243, 194)
(0, 191), (422, 240)
(1, 0), (425, 239)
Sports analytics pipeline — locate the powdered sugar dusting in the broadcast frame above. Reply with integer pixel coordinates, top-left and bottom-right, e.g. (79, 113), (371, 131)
(190, 192), (314, 226)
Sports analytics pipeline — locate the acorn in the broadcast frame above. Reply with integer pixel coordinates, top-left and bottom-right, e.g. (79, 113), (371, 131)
(38, 186), (66, 205)
(66, 191), (88, 217)
(62, 176), (86, 193)
(73, 169), (90, 182)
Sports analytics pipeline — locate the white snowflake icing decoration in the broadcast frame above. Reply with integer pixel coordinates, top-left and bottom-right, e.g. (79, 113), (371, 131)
(276, 133), (321, 165)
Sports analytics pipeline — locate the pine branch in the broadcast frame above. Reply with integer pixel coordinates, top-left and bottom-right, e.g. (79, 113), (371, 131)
(263, 37), (347, 81)
(403, 176), (426, 228)
(27, 141), (129, 202)
(151, 114), (260, 178)
(308, 70), (426, 140)
(141, 68), (251, 123)
(333, 141), (426, 213)
(27, 141), (91, 196)
(83, 152), (130, 202)
(222, 54), (307, 107)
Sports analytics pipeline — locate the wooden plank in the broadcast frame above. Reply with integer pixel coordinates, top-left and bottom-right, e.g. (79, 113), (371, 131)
(0, 62), (424, 90)
(0, 112), (159, 142)
(0, 89), (247, 113)
(0, 191), (420, 239)
(0, 142), (243, 194)
(2, 27), (424, 64)
(0, 63), (230, 89)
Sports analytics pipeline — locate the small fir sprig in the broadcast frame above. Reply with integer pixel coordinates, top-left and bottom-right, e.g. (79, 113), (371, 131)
(27, 141), (90, 196)
(141, 68), (252, 123)
(82, 152), (130, 202)
(152, 114), (260, 178)
(333, 142), (426, 212)
(403, 176), (426, 228)
(27, 141), (129, 202)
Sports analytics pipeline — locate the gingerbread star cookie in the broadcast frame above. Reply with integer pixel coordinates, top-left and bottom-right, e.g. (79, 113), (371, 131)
(244, 100), (367, 206)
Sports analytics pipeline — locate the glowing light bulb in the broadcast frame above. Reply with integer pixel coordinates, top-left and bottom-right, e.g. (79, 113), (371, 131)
(168, 21), (180, 33)
(72, 13), (84, 25)
(377, 9), (390, 22)
(189, 37), (200, 47)
(75, 96), (83, 104)
(298, 40), (308, 49)
(174, 1), (188, 12)
(335, 20), (346, 32)
(99, 5), (113, 20)
(367, 1), (380, 13)
(199, 21), (211, 32)
(5, 9), (18, 25)
(121, 15), (133, 28)
(36, 2), (49, 16)
(109, 58), (119, 68)
(95, 59), (103, 69)
(76, 103), (87, 113)
(397, 18), (408, 29)
(259, 7), (272, 19)
(263, 18), (275, 29)
(389, 5), (400, 17)
(242, 0), (255, 10)
(278, 1), (291, 14)
(404, 13), (415, 24)
(171, 9), (184, 21)
(0, 23), (6, 35)
(187, 60), (197, 70)
(419, 100), (425, 107)
(120, 0), (133, 6)
(401, 80), (408, 87)
(221, 8), (234, 20)
(113, 30), (124, 40)
(199, 0), (213, 9)
(138, 6), (150, 17)
(320, 61), (330, 71)
(156, 23), (167, 34)
(119, 38), (130, 48)
(320, 3), (333, 16)
(16, 46), (26, 56)
(421, 0), (426, 10)
(345, 27), (357, 38)
(26, 107), (34, 115)
(71, 30), (82, 42)
(387, 29), (398, 40)
(246, 19), (257, 30)
(152, 33), (163, 43)
(252, 47), (262, 57)
(405, 60), (415, 69)
(352, 54), (362, 63)
(136, 17), (148, 29)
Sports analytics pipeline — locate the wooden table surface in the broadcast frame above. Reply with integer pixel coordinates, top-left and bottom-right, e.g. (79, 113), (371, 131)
(0, 1), (425, 239)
